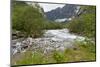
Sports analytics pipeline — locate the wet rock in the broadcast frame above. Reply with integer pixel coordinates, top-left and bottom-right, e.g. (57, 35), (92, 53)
(12, 31), (25, 39)
(11, 37), (34, 55)
(11, 29), (85, 55)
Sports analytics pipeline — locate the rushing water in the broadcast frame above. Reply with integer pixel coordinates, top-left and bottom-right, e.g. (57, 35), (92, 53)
(11, 29), (85, 55)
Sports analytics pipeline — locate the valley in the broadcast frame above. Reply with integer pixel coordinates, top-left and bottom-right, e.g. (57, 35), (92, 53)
(11, 1), (96, 66)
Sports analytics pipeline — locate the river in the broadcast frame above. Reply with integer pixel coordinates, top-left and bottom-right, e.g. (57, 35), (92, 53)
(11, 29), (85, 55)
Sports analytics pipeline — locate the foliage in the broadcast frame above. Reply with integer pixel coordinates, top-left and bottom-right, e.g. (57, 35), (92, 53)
(43, 21), (64, 30)
(11, 2), (96, 66)
(67, 6), (96, 38)
(12, 1), (46, 37)
(11, 40), (96, 65)
(12, 1), (64, 38)
(53, 51), (65, 63)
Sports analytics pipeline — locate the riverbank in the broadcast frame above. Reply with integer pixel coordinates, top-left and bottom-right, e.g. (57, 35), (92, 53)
(11, 29), (95, 65)
(11, 29), (85, 55)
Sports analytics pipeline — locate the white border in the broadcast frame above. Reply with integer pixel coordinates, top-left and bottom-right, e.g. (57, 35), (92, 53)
(19, 0), (96, 5)
(0, 0), (100, 67)
(0, 0), (10, 67)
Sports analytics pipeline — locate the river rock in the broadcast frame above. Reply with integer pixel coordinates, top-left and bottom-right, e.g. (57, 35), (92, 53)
(11, 29), (85, 55)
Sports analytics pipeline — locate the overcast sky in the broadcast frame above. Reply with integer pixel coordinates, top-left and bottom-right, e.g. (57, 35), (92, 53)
(38, 3), (65, 12)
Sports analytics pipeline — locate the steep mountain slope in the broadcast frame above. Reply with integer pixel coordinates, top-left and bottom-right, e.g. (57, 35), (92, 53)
(45, 4), (80, 22)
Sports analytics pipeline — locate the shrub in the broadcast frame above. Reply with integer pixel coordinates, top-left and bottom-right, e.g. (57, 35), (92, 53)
(12, 1), (45, 37)
(67, 6), (96, 38)
(53, 51), (65, 63)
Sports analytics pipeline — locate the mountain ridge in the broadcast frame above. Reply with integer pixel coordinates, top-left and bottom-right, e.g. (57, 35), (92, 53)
(45, 4), (80, 22)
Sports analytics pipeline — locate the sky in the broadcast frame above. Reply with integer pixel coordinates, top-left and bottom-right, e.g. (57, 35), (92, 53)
(38, 3), (65, 12)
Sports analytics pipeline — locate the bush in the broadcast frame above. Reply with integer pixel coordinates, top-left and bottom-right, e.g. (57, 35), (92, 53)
(12, 1), (45, 37)
(53, 51), (65, 63)
(12, 1), (65, 38)
(43, 22), (63, 30)
(12, 39), (96, 65)
(67, 6), (96, 38)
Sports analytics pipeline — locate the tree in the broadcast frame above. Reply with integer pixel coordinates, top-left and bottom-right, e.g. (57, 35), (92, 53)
(67, 6), (96, 38)
(12, 1), (45, 37)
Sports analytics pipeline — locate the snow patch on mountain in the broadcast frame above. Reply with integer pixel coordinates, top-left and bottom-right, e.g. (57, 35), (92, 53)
(55, 18), (72, 22)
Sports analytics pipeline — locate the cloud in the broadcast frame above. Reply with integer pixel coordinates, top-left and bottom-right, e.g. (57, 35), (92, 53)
(39, 3), (65, 12)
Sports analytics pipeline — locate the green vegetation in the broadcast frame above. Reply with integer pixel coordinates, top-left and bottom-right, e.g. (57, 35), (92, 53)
(53, 51), (65, 63)
(12, 1), (96, 38)
(12, 1), (64, 38)
(12, 1), (96, 66)
(43, 22), (64, 30)
(12, 1), (45, 37)
(67, 6), (96, 38)
(11, 40), (95, 65)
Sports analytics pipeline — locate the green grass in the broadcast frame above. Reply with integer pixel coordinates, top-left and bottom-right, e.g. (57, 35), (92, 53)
(11, 40), (96, 66)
